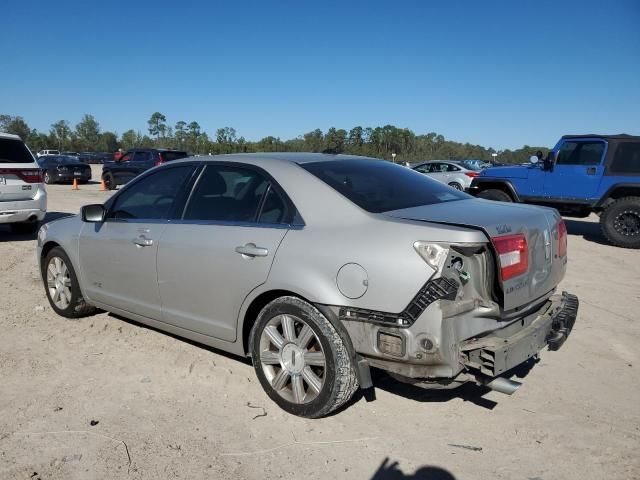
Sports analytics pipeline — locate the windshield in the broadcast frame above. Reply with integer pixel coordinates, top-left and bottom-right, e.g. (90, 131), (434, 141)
(458, 160), (483, 171)
(302, 159), (469, 213)
(0, 138), (35, 163)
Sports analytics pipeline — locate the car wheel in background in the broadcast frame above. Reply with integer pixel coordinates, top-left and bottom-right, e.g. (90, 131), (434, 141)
(448, 182), (463, 191)
(43, 171), (52, 184)
(476, 188), (513, 202)
(9, 222), (39, 235)
(600, 196), (640, 249)
(250, 296), (358, 418)
(42, 247), (96, 318)
(103, 172), (116, 190)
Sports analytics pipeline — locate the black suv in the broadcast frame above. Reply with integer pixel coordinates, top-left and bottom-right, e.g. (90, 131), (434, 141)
(101, 148), (189, 189)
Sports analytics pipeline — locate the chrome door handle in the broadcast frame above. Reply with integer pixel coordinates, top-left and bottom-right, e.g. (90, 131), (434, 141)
(133, 235), (153, 247)
(235, 243), (268, 257)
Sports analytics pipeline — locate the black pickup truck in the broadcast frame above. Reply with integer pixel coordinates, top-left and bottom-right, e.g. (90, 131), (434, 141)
(101, 148), (189, 189)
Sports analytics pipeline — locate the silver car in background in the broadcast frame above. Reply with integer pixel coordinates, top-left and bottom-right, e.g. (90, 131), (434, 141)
(37, 153), (578, 418)
(412, 160), (480, 191)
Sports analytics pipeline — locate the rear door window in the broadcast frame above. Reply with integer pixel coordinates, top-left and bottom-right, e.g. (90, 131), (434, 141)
(557, 141), (605, 166)
(609, 142), (640, 175)
(132, 151), (152, 162)
(0, 138), (35, 163)
(183, 165), (269, 222)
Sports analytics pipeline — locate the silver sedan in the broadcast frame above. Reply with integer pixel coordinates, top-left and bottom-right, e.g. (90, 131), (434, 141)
(412, 160), (480, 190)
(38, 153), (577, 417)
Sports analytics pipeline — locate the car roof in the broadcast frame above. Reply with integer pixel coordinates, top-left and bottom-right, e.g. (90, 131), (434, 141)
(175, 152), (384, 166)
(0, 132), (22, 141)
(561, 134), (640, 141)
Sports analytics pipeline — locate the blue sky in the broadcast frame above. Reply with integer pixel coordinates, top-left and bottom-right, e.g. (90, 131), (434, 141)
(2, 0), (638, 150)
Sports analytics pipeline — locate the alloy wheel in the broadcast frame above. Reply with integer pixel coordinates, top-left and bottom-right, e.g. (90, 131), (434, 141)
(258, 314), (326, 404)
(614, 210), (640, 237)
(46, 256), (72, 309)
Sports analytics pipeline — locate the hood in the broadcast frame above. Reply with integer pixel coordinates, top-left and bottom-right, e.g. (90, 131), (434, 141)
(383, 198), (566, 311)
(481, 165), (530, 179)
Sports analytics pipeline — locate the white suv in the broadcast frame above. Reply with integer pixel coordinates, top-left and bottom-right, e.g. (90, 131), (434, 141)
(0, 133), (47, 234)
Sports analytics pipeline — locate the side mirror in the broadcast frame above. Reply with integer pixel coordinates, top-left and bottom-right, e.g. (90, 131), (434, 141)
(529, 155), (539, 164)
(81, 204), (106, 223)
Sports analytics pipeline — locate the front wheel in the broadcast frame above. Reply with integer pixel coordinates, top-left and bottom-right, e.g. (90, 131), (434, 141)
(476, 188), (513, 202)
(600, 196), (640, 249)
(43, 171), (52, 184)
(250, 296), (358, 418)
(42, 247), (96, 318)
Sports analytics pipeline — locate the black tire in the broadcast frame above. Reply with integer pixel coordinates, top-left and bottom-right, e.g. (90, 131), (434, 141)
(43, 171), (53, 184)
(9, 222), (39, 235)
(477, 188), (513, 202)
(600, 196), (640, 249)
(103, 171), (116, 190)
(41, 246), (96, 318)
(250, 296), (358, 418)
(448, 182), (463, 191)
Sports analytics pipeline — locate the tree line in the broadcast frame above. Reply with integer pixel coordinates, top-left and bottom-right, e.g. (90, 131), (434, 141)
(0, 112), (548, 164)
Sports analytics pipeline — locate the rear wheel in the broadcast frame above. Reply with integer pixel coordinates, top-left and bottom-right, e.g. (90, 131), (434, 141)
(42, 247), (96, 318)
(477, 188), (513, 202)
(448, 182), (463, 191)
(600, 196), (640, 249)
(250, 296), (358, 418)
(103, 172), (116, 190)
(43, 171), (53, 184)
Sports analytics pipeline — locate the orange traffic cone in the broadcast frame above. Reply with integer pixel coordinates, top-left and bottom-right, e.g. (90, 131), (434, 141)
(100, 179), (107, 191)
(72, 178), (79, 190)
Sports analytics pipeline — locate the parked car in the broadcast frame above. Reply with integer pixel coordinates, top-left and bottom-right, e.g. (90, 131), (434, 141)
(0, 132), (47, 234)
(101, 148), (189, 189)
(38, 153), (578, 417)
(37, 155), (92, 184)
(469, 134), (640, 248)
(458, 159), (493, 170)
(412, 160), (479, 190)
(37, 149), (60, 157)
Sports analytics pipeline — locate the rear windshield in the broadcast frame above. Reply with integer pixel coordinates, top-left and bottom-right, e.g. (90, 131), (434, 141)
(0, 138), (35, 163)
(162, 151), (188, 161)
(610, 142), (640, 174)
(302, 159), (468, 213)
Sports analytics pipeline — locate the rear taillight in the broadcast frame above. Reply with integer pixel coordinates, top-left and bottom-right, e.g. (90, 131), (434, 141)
(155, 153), (165, 166)
(464, 172), (479, 178)
(0, 168), (43, 183)
(492, 233), (529, 281)
(558, 219), (567, 257)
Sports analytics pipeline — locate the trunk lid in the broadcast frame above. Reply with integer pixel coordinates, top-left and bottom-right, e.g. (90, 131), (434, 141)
(384, 198), (566, 311)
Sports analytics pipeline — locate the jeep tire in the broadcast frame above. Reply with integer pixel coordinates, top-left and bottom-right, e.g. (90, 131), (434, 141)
(600, 196), (640, 249)
(477, 188), (513, 202)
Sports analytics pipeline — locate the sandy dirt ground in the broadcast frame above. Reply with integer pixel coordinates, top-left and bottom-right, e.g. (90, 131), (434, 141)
(1, 165), (639, 479)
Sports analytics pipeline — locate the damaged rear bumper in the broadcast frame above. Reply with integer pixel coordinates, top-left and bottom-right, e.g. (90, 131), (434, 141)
(461, 291), (578, 378)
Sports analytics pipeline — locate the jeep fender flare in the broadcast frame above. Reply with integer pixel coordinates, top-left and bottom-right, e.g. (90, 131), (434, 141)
(470, 178), (521, 202)
(595, 183), (640, 210)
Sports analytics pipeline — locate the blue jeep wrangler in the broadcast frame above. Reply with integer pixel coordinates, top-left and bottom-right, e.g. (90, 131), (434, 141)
(469, 134), (640, 248)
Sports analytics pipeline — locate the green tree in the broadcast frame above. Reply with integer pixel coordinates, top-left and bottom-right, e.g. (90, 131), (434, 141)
(4, 116), (31, 140)
(98, 131), (119, 152)
(50, 120), (72, 151)
(75, 114), (100, 151)
(147, 112), (167, 140)
(120, 129), (139, 149)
